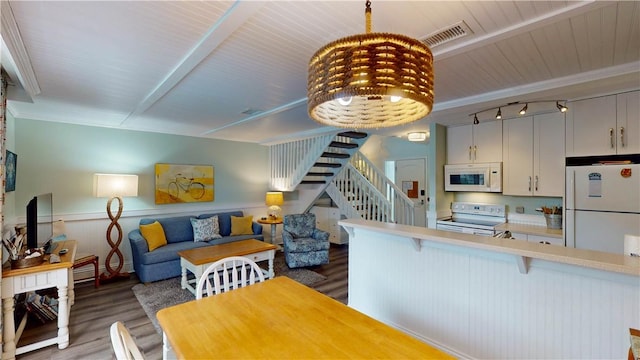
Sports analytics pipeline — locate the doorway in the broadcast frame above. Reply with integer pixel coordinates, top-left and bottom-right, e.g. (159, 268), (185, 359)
(386, 158), (428, 227)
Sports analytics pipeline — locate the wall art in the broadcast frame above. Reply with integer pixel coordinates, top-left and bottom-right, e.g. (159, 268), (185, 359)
(155, 163), (214, 204)
(5, 150), (16, 192)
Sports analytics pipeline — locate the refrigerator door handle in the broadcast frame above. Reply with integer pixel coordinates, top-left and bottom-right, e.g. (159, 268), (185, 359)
(620, 126), (625, 148)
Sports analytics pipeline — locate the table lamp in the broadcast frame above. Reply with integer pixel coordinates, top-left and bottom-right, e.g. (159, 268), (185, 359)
(93, 173), (138, 282)
(265, 192), (283, 220)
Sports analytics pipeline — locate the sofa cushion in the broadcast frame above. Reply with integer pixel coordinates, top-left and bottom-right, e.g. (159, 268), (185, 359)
(284, 237), (330, 252)
(156, 216), (194, 243)
(231, 215), (254, 235)
(190, 216), (222, 242)
(198, 211), (244, 237)
(139, 221), (167, 251)
(140, 241), (209, 265)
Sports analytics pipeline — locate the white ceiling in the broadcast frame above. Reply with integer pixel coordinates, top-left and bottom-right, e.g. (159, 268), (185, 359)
(2, 1), (639, 144)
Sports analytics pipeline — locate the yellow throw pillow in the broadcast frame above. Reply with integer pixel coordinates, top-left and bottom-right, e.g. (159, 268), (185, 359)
(140, 221), (167, 251)
(231, 215), (254, 235)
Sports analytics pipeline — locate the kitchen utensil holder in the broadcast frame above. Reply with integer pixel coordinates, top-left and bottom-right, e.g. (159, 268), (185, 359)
(544, 214), (562, 229)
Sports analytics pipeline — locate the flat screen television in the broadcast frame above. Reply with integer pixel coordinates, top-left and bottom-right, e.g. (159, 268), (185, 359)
(26, 193), (53, 250)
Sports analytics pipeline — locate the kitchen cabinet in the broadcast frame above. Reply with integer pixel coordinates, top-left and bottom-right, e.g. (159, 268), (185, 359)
(502, 112), (565, 196)
(310, 206), (348, 244)
(447, 120), (502, 164)
(566, 91), (639, 156)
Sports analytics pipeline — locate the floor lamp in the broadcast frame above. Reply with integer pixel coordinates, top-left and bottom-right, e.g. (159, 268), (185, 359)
(93, 173), (138, 282)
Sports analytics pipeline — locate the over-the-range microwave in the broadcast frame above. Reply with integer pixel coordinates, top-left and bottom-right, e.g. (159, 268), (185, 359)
(444, 162), (502, 192)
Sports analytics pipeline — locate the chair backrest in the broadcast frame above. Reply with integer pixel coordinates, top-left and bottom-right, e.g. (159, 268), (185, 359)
(110, 321), (144, 360)
(283, 213), (316, 238)
(195, 256), (266, 299)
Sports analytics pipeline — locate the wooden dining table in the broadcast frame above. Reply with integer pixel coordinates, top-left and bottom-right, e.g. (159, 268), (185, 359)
(157, 276), (452, 359)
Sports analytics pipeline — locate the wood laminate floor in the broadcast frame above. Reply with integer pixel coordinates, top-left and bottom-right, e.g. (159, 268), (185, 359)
(15, 244), (348, 360)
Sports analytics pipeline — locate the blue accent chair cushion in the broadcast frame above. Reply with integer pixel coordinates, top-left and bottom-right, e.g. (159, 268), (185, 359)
(282, 213), (330, 268)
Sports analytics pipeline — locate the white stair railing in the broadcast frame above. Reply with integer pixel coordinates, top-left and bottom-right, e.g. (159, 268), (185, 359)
(349, 152), (415, 225)
(331, 164), (391, 222)
(269, 134), (335, 191)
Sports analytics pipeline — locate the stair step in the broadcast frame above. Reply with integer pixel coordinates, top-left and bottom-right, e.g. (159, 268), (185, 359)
(329, 141), (358, 149)
(338, 131), (368, 139)
(307, 172), (334, 177)
(321, 152), (350, 159)
(301, 180), (326, 184)
(314, 162), (342, 168)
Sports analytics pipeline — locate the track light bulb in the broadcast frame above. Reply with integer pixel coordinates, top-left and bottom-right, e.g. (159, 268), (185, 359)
(556, 101), (568, 113)
(495, 107), (502, 120)
(519, 103), (528, 115)
(473, 114), (479, 125)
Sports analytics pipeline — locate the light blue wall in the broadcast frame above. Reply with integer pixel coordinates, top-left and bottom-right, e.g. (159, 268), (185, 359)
(14, 118), (269, 216)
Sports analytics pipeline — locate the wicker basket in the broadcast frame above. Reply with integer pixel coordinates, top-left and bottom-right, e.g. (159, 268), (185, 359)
(11, 254), (44, 269)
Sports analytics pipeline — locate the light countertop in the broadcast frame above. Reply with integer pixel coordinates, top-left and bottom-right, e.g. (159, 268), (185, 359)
(339, 219), (640, 277)
(495, 223), (563, 239)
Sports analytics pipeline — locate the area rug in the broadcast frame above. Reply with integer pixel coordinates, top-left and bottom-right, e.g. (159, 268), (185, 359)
(132, 256), (327, 334)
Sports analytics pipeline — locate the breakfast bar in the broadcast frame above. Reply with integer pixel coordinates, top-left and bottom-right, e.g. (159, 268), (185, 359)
(340, 219), (640, 360)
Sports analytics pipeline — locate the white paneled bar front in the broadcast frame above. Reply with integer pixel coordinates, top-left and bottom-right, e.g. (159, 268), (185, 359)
(340, 219), (640, 359)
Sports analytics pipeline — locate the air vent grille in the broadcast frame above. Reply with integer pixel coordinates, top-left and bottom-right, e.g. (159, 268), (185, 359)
(422, 21), (472, 48)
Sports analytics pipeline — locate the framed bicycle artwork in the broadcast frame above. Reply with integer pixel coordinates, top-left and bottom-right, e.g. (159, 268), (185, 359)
(154, 163), (214, 204)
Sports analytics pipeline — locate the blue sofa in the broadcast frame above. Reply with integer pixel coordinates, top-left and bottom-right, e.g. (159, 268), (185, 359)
(128, 210), (263, 283)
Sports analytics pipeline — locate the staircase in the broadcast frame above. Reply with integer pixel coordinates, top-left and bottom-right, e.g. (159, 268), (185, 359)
(300, 131), (368, 185)
(269, 132), (415, 226)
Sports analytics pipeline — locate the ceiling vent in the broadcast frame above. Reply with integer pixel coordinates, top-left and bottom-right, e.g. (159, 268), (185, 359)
(421, 21), (473, 48)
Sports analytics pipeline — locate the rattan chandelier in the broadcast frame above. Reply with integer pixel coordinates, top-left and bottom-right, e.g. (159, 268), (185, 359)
(307, 1), (434, 129)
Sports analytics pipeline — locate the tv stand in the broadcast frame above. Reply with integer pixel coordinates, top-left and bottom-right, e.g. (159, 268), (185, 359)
(1, 240), (76, 360)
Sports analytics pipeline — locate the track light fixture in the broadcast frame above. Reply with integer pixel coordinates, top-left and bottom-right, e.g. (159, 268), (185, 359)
(556, 101), (568, 113)
(469, 100), (567, 125)
(519, 103), (528, 115)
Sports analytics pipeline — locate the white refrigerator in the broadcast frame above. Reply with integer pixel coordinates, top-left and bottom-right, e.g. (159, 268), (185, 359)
(565, 164), (640, 254)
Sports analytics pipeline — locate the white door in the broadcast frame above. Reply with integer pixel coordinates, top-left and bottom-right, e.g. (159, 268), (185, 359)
(567, 164), (640, 213)
(570, 211), (640, 254)
(395, 158), (427, 227)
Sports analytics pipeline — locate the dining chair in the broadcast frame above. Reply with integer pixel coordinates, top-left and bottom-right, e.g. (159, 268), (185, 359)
(195, 256), (266, 299)
(110, 321), (144, 360)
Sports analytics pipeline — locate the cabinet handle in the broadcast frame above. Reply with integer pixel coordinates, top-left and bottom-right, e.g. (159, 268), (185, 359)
(609, 128), (615, 148)
(473, 145), (477, 160)
(468, 146), (472, 160)
(528, 176), (532, 192)
(620, 126), (625, 148)
(535, 175), (539, 192)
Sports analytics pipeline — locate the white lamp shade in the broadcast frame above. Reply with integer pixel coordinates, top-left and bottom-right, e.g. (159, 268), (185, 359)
(93, 174), (139, 198)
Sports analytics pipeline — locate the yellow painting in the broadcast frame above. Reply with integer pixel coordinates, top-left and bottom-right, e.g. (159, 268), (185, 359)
(155, 163), (214, 204)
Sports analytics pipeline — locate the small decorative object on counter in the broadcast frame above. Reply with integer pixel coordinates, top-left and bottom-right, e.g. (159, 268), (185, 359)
(11, 248), (44, 269)
(540, 206), (562, 229)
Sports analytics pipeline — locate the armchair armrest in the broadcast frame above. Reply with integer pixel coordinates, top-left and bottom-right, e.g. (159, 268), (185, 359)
(281, 229), (294, 245)
(312, 228), (330, 241)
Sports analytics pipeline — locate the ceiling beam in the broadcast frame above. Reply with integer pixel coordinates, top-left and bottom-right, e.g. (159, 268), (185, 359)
(119, 1), (265, 126)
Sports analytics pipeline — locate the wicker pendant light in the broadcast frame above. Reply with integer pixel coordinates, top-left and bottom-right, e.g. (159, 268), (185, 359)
(308, 0), (434, 129)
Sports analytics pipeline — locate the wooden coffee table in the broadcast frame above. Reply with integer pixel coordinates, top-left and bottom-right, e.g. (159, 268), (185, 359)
(178, 239), (277, 295)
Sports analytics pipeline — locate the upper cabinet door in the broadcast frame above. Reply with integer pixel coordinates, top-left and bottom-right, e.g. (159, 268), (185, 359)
(447, 121), (502, 164)
(616, 91), (640, 155)
(566, 91), (639, 157)
(566, 95), (617, 157)
(473, 120), (503, 164)
(446, 125), (473, 164)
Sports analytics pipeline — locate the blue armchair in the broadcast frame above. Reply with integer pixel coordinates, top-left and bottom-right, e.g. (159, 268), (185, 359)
(282, 213), (330, 268)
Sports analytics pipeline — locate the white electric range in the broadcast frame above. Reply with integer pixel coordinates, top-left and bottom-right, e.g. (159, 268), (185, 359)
(436, 202), (506, 236)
